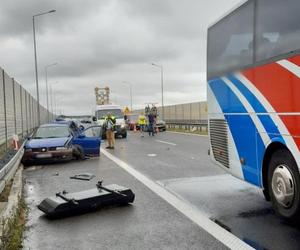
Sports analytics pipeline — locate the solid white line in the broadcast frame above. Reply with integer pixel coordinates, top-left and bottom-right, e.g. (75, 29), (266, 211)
(156, 140), (177, 146)
(101, 149), (253, 250)
(166, 131), (208, 137)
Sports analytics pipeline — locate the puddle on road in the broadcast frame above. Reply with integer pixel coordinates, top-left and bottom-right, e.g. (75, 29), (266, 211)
(238, 208), (275, 218)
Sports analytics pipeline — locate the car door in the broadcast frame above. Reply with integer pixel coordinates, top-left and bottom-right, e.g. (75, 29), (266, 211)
(72, 126), (102, 156)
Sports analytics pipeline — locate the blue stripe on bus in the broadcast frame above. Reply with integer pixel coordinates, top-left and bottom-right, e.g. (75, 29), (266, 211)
(209, 78), (263, 186)
(227, 75), (284, 139)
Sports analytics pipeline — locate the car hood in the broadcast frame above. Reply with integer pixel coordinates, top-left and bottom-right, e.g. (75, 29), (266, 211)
(26, 137), (70, 148)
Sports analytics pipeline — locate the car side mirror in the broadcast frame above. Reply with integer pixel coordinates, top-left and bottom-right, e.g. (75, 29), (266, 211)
(92, 116), (97, 122)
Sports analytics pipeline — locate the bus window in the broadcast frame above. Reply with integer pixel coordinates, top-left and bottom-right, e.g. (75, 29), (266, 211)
(255, 0), (300, 62)
(207, 1), (254, 79)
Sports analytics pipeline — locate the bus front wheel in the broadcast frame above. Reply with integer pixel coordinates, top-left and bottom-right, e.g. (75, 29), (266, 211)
(268, 149), (300, 220)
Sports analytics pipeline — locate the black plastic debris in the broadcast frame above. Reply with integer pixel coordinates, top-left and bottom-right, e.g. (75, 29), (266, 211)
(37, 181), (135, 218)
(70, 173), (95, 181)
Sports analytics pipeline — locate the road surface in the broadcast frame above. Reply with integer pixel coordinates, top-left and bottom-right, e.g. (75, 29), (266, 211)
(23, 131), (300, 250)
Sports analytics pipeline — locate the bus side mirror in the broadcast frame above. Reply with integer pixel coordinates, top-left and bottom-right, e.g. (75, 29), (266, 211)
(92, 116), (97, 122)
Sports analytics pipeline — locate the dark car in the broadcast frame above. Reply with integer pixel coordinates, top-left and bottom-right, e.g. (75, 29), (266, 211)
(155, 120), (166, 132)
(22, 123), (101, 166)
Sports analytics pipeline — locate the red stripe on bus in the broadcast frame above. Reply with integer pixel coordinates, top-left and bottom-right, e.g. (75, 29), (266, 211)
(280, 115), (300, 150)
(243, 60), (300, 113)
(288, 55), (300, 67)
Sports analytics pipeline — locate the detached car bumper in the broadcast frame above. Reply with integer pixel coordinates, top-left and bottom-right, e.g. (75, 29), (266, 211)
(22, 148), (73, 165)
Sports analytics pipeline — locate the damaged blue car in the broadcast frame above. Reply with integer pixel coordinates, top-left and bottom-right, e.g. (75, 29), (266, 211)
(22, 123), (102, 166)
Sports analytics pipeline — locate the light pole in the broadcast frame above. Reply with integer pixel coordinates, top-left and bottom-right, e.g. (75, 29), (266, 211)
(123, 81), (133, 112)
(151, 62), (164, 120)
(33, 9), (56, 125)
(45, 63), (58, 121)
(50, 81), (59, 118)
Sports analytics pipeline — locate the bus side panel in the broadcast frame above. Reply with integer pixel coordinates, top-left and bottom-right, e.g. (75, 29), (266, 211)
(226, 114), (262, 186)
(243, 55), (300, 170)
(207, 85), (244, 180)
(208, 78), (264, 187)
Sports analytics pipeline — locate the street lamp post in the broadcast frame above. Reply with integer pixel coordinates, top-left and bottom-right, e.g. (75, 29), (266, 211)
(33, 9), (56, 125)
(50, 81), (59, 119)
(123, 81), (133, 112)
(151, 63), (164, 120)
(45, 63), (58, 121)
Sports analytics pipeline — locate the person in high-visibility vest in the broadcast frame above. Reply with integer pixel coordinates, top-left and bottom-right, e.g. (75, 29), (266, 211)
(138, 112), (147, 137)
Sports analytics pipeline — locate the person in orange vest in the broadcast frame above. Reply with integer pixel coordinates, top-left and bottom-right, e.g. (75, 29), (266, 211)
(138, 112), (147, 137)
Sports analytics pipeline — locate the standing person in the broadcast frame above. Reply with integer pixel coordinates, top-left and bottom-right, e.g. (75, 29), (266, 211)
(138, 112), (146, 137)
(147, 112), (155, 136)
(104, 112), (116, 149)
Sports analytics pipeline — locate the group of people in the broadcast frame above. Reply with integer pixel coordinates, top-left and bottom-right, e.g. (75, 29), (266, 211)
(103, 111), (157, 150)
(137, 112), (157, 137)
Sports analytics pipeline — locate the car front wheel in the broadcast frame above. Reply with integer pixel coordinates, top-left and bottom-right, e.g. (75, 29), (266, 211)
(268, 149), (300, 220)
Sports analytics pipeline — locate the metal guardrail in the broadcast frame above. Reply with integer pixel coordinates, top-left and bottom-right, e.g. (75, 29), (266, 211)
(0, 142), (24, 195)
(165, 119), (208, 132)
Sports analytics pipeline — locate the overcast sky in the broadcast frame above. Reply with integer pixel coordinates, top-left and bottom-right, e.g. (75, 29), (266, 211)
(0, 0), (241, 115)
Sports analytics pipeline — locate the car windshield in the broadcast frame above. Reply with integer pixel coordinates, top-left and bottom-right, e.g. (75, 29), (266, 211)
(33, 126), (70, 139)
(95, 109), (123, 119)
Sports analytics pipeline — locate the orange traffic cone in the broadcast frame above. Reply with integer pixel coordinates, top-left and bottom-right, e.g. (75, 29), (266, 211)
(12, 134), (20, 150)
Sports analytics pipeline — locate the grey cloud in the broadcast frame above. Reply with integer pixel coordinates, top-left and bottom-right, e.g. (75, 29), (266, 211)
(0, 0), (241, 115)
(0, 0), (104, 36)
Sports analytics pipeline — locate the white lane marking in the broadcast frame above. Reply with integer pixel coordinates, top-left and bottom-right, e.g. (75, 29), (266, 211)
(147, 154), (157, 157)
(156, 140), (177, 146)
(101, 149), (253, 250)
(166, 131), (208, 137)
(277, 59), (300, 78)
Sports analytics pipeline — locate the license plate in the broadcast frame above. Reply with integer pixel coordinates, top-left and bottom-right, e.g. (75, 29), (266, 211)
(36, 153), (52, 159)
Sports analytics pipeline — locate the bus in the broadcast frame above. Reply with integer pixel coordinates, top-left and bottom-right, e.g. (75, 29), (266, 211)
(207, 0), (300, 220)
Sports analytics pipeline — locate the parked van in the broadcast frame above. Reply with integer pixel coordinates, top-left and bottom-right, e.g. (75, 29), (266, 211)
(94, 105), (127, 138)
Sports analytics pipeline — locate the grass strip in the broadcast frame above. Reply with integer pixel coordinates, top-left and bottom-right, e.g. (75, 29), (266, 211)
(1, 196), (26, 250)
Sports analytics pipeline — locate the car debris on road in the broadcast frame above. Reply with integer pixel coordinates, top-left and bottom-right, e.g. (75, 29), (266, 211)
(37, 180), (135, 218)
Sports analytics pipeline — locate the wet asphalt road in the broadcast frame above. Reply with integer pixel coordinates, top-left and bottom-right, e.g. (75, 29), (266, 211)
(22, 144), (226, 249)
(101, 131), (300, 250)
(23, 131), (300, 250)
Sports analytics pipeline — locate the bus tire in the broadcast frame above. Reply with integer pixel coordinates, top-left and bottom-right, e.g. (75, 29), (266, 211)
(268, 149), (300, 220)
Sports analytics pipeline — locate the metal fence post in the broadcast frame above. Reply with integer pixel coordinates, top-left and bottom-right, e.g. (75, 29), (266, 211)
(2, 70), (7, 152)
(25, 92), (28, 134)
(20, 85), (24, 138)
(12, 78), (17, 135)
(190, 103), (192, 130)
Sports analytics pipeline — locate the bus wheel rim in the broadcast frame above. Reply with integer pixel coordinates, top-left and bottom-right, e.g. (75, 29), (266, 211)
(271, 164), (295, 208)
